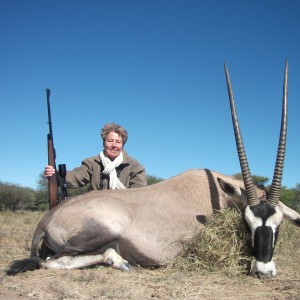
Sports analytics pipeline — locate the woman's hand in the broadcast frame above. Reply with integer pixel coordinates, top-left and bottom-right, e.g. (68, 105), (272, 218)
(44, 165), (56, 177)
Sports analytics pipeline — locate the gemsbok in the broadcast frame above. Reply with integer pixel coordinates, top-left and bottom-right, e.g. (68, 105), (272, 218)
(7, 60), (299, 277)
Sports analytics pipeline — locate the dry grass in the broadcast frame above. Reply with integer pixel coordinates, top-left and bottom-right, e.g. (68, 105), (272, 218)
(169, 208), (252, 275)
(1, 209), (300, 299)
(0, 211), (42, 268)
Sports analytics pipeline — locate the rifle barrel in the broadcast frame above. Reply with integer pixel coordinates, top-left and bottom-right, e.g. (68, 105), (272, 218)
(46, 88), (53, 137)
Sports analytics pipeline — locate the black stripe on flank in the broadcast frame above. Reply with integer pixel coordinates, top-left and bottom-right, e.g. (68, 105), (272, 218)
(205, 169), (221, 211)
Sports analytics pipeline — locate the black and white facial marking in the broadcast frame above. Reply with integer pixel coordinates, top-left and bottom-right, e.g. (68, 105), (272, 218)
(244, 201), (284, 277)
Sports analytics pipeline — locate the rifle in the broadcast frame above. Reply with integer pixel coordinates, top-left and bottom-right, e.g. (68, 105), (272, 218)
(46, 89), (67, 209)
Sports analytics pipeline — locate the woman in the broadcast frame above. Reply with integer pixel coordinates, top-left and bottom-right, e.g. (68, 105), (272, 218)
(44, 123), (147, 190)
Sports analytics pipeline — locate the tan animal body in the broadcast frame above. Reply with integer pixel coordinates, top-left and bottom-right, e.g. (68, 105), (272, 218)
(30, 170), (265, 268)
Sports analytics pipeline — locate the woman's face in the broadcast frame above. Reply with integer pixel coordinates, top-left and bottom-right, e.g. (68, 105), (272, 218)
(104, 131), (123, 160)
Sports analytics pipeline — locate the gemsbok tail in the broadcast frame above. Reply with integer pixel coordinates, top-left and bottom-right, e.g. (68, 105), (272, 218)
(6, 230), (46, 275)
(6, 257), (42, 275)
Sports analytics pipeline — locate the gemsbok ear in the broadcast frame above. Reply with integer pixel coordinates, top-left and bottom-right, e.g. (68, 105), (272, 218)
(279, 201), (300, 227)
(217, 177), (266, 207)
(217, 177), (247, 202)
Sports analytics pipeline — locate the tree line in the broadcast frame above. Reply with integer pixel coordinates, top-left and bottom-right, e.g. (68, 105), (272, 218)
(0, 173), (163, 211)
(0, 173), (299, 212)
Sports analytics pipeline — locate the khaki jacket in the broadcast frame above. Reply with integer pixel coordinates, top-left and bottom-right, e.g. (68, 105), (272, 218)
(66, 151), (147, 190)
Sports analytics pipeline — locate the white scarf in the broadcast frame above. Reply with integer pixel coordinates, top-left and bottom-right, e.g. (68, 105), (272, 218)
(100, 151), (126, 190)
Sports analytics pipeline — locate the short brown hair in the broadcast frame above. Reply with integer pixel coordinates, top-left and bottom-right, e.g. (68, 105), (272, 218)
(101, 123), (128, 145)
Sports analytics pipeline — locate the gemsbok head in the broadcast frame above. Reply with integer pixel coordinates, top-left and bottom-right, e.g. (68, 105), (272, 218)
(224, 60), (289, 277)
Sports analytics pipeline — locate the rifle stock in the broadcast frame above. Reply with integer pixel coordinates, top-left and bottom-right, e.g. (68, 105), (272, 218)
(47, 133), (58, 209)
(46, 89), (58, 209)
(46, 88), (68, 209)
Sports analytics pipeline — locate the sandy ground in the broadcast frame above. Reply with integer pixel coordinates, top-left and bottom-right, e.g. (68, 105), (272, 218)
(1, 211), (300, 299)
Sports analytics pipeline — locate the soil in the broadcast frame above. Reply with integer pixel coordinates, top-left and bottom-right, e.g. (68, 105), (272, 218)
(1, 265), (300, 300)
(1, 211), (300, 300)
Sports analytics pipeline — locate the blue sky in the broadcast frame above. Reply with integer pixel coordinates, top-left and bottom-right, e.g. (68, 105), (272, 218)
(0, 0), (299, 190)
